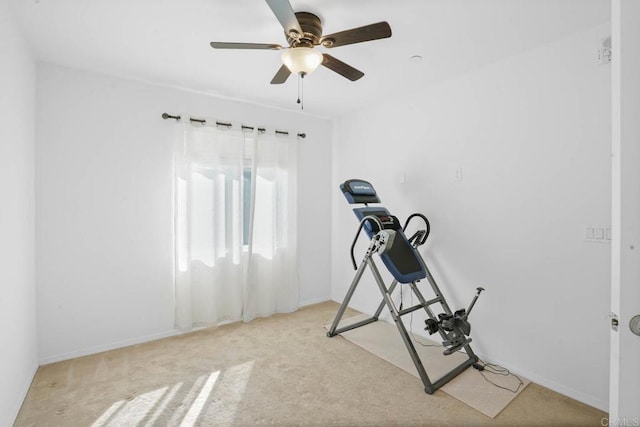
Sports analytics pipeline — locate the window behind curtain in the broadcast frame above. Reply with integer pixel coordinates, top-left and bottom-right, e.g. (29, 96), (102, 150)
(174, 125), (298, 329)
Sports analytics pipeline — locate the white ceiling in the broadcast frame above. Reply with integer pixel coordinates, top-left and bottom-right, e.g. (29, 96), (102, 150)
(11, 0), (609, 118)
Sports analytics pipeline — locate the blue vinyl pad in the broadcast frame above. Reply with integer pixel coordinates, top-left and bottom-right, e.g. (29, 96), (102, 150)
(353, 207), (427, 284)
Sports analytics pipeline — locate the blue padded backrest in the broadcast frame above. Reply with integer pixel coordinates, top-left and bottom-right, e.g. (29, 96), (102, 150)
(341, 179), (381, 204)
(353, 207), (427, 284)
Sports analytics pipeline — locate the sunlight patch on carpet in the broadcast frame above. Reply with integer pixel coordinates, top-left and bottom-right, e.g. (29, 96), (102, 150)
(93, 386), (168, 426)
(91, 360), (254, 427)
(180, 371), (220, 426)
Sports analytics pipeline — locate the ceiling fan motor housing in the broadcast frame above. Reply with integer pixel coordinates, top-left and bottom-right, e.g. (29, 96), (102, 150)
(287, 12), (324, 47)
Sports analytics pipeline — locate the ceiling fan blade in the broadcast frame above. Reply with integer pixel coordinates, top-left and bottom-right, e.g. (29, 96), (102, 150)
(210, 42), (283, 50)
(265, 0), (303, 36)
(321, 22), (392, 48)
(270, 64), (291, 84)
(321, 54), (364, 81)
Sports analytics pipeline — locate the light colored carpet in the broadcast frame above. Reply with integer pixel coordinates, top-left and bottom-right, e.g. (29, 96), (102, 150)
(16, 301), (606, 426)
(328, 314), (530, 418)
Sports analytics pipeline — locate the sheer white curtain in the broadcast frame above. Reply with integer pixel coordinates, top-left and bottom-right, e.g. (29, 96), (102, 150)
(174, 121), (298, 330)
(244, 132), (298, 321)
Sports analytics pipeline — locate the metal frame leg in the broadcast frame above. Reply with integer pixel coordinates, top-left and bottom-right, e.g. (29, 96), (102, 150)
(367, 258), (436, 392)
(417, 268), (479, 361)
(327, 255), (379, 337)
(328, 253), (479, 394)
(404, 280), (478, 392)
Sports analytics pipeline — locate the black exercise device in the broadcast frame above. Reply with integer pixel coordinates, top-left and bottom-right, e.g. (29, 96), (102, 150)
(327, 179), (485, 394)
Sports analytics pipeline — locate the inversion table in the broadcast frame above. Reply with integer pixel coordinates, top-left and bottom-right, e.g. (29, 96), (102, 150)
(327, 179), (485, 394)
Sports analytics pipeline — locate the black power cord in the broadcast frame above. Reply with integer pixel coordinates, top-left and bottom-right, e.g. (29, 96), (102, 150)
(473, 360), (524, 394)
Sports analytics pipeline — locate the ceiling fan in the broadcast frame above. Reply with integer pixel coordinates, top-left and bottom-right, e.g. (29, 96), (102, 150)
(209, 0), (392, 84)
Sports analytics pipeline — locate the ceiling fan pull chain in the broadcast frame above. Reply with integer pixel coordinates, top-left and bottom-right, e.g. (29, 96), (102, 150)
(301, 73), (304, 110)
(296, 72), (305, 110)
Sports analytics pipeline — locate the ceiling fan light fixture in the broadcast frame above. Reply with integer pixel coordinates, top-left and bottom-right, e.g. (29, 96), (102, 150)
(281, 47), (323, 75)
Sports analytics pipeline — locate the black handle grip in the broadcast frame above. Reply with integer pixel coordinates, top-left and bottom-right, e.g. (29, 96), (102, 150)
(403, 213), (431, 245)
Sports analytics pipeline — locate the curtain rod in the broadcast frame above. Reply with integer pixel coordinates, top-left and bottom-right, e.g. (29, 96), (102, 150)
(161, 113), (306, 139)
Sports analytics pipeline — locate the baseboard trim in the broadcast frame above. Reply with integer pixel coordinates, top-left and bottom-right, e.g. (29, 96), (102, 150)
(37, 300), (332, 365)
(299, 296), (331, 307)
(38, 329), (181, 365)
(476, 354), (609, 413)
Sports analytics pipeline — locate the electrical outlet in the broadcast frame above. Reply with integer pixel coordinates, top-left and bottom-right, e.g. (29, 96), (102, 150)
(595, 227), (605, 240)
(585, 227), (595, 240)
(585, 225), (611, 243)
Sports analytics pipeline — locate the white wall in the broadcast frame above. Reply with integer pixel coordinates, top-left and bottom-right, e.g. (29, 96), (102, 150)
(331, 24), (611, 410)
(0, 1), (38, 424)
(36, 64), (332, 363)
